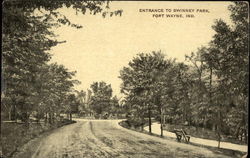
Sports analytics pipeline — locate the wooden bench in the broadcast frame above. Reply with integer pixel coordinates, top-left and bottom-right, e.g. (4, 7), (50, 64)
(173, 129), (191, 143)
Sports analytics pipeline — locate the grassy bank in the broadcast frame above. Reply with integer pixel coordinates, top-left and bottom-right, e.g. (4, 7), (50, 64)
(119, 120), (246, 158)
(0, 119), (76, 158)
(163, 124), (247, 145)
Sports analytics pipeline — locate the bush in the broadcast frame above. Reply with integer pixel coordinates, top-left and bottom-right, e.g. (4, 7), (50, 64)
(126, 118), (146, 128)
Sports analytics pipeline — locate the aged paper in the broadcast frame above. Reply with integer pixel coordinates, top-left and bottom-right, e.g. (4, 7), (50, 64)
(1, 1), (248, 158)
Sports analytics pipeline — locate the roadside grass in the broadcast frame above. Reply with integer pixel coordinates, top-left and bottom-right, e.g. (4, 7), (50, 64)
(119, 120), (247, 158)
(0, 119), (76, 158)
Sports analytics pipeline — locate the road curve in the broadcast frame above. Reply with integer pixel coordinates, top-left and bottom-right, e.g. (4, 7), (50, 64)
(13, 119), (234, 158)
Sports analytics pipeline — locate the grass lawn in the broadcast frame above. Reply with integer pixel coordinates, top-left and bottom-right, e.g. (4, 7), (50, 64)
(119, 120), (247, 158)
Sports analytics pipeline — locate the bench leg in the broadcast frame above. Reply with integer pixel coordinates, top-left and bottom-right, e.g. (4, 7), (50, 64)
(187, 137), (190, 143)
(177, 135), (182, 142)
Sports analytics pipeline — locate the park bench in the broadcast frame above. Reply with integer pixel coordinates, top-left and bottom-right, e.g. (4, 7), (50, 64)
(173, 129), (191, 143)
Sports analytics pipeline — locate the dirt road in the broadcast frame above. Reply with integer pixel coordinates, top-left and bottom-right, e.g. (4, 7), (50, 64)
(13, 119), (236, 158)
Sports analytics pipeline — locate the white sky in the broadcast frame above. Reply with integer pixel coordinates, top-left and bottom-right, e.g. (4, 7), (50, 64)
(49, 1), (232, 98)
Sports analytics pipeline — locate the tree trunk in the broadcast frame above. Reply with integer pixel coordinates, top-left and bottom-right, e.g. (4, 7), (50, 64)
(148, 105), (152, 134)
(207, 68), (213, 129)
(160, 121), (163, 137)
(218, 132), (221, 148)
(9, 110), (11, 121)
(45, 112), (48, 123)
(203, 115), (207, 128)
(163, 115), (166, 126)
(10, 104), (17, 121)
(217, 104), (221, 148)
(234, 123), (241, 139)
(160, 107), (163, 137)
(49, 112), (52, 124)
(70, 113), (72, 121)
(52, 112), (55, 123)
(244, 128), (247, 144)
(212, 123), (216, 131)
(183, 103), (187, 123)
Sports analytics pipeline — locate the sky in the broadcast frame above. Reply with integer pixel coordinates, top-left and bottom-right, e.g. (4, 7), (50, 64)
(49, 1), (232, 98)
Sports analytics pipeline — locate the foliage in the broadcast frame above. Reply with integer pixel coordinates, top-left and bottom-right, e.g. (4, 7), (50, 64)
(119, 2), (248, 143)
(1, 0), (121, 123)
(89, 81), (113, 117)
(120, 51), (175, 132)
(205, 2), (248, 143)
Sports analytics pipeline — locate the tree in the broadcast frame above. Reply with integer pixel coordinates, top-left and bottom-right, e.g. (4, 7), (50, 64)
(198, 2), (249, 146)
(185, 49), (209, 128)
(120, 51), (173, 134)
(65, 94), (80, 121)
(37, 63), (79, 123)
(1, 0), (122, 124)
(89, 81), (113, 118)
(75, 90), (87, 116)
(108, 96), (120, 117)
(216, 2), (248, 144)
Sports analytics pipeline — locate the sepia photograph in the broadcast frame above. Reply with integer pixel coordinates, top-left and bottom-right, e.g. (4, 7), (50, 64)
(1, 1), (249, 158)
